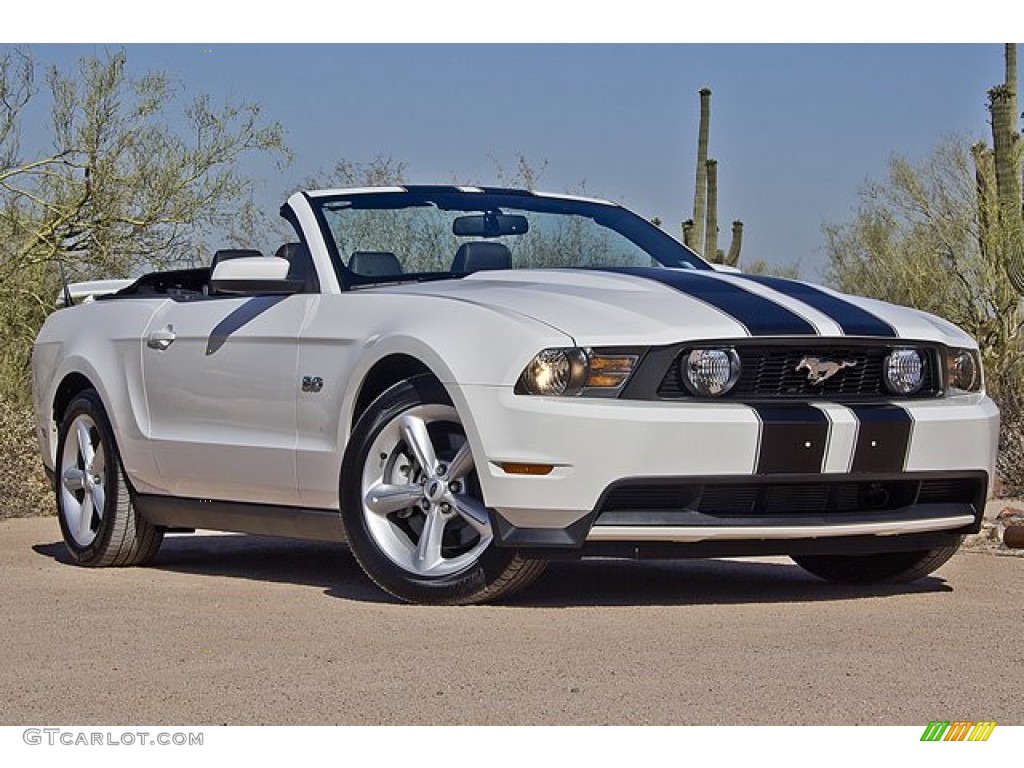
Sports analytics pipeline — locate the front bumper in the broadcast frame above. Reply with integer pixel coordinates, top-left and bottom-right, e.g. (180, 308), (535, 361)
(450, 384), (998, 552)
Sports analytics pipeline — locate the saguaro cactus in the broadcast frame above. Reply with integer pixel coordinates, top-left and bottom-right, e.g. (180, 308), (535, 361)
(690, 87), (711, 255)
(1006, 42), (1018, 134)
(685, 87), (742, 266)
(682, 219), (697, 250)
(989, 44), (1024, 294)
(725, 221), (744, 267)
(705, 158), (719, 259)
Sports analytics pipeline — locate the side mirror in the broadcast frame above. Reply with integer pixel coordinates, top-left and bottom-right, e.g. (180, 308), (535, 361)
(209, 256), (304, 295)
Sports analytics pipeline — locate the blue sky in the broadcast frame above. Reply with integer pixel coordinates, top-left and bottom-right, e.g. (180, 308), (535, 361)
(22, 43), (1013, 278)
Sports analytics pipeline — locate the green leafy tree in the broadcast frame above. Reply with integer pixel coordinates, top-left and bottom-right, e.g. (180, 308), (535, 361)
(824, 138), (1023, 395)
(0, 48), (289, 404)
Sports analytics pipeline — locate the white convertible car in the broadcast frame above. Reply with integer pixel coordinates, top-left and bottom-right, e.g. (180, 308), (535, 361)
(32, 186), (999, 604)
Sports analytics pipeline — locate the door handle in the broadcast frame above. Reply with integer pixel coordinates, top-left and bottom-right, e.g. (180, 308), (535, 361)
(147, 326), (176, 350)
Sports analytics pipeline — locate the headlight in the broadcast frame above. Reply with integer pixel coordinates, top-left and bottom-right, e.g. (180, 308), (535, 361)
(517, 348), (639, 396)
(682, 348), (741, 396)
(520, 348), (588, 396)
(947, 348), (982, 393)
(884, 348), (924, 395)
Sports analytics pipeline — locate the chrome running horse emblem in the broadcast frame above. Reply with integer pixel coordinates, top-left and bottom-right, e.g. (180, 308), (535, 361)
(796, 356), (857, 385)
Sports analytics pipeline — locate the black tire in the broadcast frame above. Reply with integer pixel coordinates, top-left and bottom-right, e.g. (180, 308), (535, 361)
(791, 538), (963, 584)
(55, 390), (163, 567)
(341, 376), (545, 605)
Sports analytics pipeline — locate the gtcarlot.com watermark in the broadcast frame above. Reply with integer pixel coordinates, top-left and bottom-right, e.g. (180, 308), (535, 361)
(23, 728), (203, 747)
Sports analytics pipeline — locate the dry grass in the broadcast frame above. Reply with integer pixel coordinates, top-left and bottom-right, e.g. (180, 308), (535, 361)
(1, 399), (52, 519)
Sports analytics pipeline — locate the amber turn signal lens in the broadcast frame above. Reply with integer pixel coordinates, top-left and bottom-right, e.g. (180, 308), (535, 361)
(584, 354), (638, 389)
(500, 463), (554, 476)
(586, 373), (628, 388)
(588, 355), (636, 373)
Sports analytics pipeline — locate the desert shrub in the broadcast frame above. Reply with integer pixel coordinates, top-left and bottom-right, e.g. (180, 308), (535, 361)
(0, 398), (51, 518)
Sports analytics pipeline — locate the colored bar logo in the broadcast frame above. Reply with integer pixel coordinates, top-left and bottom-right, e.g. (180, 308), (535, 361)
(921, 721), (996, 741)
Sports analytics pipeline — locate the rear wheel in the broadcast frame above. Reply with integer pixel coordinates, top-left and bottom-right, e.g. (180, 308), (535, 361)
(791, 539), (963, 584)
(341, 376), (545, 604)
(56, 390), (163, 566)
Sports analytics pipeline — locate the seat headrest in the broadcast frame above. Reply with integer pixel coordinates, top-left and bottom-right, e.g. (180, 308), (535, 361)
(452, 242), (512, 273)
(349, 251), (403, 277)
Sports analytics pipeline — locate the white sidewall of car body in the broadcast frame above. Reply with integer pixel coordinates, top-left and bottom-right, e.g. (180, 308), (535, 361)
(33, 298), (168, 492)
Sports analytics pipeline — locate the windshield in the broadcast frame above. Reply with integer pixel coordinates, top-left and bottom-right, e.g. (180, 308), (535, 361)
(309, 188), (710, 287)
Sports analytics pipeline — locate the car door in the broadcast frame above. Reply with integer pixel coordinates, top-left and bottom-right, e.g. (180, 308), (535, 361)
(142, 293), (311, 505)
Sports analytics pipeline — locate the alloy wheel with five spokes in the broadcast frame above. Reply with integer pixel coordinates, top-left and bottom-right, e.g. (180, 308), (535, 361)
(341, 376), (545, 605)
(59, 413), (107, 548)
(361, 403), (493, 578)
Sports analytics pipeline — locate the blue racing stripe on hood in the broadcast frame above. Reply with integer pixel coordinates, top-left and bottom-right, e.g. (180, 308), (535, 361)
(605, 267), (818, 336)
(735, 274), (898, 337)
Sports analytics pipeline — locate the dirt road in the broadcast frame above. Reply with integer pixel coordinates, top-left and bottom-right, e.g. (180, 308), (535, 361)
(1, 516), (1021, 725)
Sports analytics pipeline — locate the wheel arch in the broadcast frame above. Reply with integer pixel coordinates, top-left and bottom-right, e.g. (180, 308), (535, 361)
(350, 353), (438, 429)
(53, 371), (97, 424)
(42, 368), (107, 470)
(339, 355), (447, 499)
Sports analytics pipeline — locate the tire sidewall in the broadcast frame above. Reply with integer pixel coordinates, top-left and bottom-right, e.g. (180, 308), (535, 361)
(340, 376), (517, 604)
(55, 391), (123, 564)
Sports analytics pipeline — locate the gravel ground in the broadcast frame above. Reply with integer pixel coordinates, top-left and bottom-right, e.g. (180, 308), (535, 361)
(1, 515), (1021, 726)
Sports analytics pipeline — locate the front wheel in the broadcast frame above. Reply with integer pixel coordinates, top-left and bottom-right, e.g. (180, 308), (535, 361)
(340, 376), (545, 605)
(791, 539), (963, 584)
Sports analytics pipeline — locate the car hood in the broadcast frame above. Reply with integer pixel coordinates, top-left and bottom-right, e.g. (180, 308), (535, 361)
(377, 268), (977, 348)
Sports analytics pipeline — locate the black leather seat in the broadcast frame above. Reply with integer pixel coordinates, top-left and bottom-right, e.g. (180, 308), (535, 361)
(349, 251), (403, 277)
(452, 242), (511, 273)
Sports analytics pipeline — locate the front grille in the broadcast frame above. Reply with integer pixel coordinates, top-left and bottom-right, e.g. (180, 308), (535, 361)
(656, 344), (939, 401)
(597, 476), (984, 518)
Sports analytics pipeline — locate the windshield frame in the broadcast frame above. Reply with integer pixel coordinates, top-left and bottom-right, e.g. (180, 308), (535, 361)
(305, 187), (711, 289)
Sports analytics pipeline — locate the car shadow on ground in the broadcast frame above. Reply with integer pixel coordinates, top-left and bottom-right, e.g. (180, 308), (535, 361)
(32, 533), (953, 608)
(33, 534), (397, 604)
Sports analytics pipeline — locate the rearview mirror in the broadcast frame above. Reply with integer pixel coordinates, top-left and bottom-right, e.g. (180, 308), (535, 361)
(209, 256), (304, 295)
(452, 213), (529, 238)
